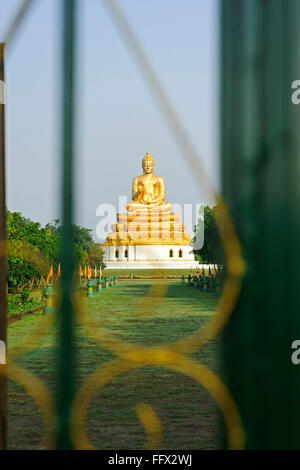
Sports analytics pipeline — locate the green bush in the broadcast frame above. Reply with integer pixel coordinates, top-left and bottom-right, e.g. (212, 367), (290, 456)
(19, 288), (30, 304)
(7, 291), (43, 317)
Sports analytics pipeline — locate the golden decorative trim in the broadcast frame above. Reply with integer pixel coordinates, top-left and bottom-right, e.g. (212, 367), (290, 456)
(117, 212), (180, 222)
(112, 222), (185, 230)
(103, 240), (192, 246)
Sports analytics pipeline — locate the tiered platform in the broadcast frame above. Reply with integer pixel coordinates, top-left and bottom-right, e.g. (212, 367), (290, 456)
(105, 211), (191, 244)
(103, 209), (199, 269)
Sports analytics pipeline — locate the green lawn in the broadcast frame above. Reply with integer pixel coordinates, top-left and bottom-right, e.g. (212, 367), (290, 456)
(102, 268), (213, 279)
(7, 281), (220, 450)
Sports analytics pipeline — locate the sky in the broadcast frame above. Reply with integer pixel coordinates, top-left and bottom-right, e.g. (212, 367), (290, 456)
(0, 0), (220, 239)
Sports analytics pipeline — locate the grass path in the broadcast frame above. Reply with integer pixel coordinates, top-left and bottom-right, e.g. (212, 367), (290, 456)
(102, 268), (212, 278)
(7, 281), (220, 450)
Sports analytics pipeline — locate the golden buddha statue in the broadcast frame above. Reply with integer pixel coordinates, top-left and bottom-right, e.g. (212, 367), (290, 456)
(126, 151), (172, 212)
(104, 151), (193, 246)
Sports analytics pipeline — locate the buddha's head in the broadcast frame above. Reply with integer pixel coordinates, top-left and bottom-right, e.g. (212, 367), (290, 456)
(142, 151), (154, 174)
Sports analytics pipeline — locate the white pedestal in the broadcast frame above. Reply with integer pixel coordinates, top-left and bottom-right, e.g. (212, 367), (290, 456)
(104, 244), (200, 269)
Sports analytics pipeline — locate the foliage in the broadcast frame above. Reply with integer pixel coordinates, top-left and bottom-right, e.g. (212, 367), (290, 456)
(193, 205), (224, 267)
(44, 219), (97, 266)
(7, 211), (60, 265)
(7, 289), (42, 317)
(6, 209), (103, 287)
(87, 244), (106, 269)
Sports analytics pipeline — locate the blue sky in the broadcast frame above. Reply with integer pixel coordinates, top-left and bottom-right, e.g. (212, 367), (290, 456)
(0, 0), (219, 237)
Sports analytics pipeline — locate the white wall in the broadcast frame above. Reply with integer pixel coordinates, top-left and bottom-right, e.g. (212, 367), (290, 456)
(104, 244), (195, 261)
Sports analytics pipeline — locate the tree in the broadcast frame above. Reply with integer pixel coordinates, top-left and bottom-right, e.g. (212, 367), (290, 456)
(6, 211), (59, 287)
(87, 244), (106, 269)
(193, 205), (223, 267)
(6, 210), (104, 287)
(44, 219), (95, 266)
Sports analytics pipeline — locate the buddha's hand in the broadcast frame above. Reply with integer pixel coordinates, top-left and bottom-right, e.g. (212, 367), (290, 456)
(143, 194), (152, 203)
(151, 197), (163, 204)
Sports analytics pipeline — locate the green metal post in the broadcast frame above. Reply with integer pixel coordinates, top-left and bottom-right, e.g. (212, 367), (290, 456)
(202, 276), (208, 293)
(97, 278), (102, 292)
(87, 278), (94, 297)
(221, 0), (300, 449)
(43, 283), (54, 314)
(0, 43), (6, 451)
(56, 0), (77, 450)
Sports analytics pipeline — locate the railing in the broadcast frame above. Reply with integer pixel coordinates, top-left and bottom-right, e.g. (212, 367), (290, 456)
(221, 0), (300, 449)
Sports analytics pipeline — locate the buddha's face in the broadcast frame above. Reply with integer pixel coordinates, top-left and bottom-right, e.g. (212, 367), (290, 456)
(142, 159), (154, 174)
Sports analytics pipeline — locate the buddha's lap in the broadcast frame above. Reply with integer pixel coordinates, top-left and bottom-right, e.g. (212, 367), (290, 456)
(126, 201), (172, 212)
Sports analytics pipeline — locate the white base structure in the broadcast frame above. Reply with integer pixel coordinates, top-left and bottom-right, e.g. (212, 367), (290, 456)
(104, 260), (201, 269)
(104, 244), (200, 269)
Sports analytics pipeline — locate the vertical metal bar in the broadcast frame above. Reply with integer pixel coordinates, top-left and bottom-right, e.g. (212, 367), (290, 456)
(221, 0), (300, 449)
(0, 43), (7, 451)
(56, 0), (77, 449)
